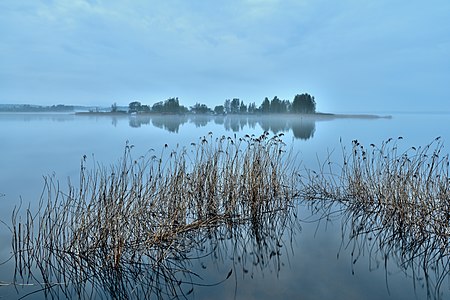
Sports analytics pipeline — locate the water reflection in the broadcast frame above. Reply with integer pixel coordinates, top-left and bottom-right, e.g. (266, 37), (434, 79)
(12, 194), (299, 300)
(0, 112), (75, 123)
(344, 205), (449, 299)
(127, 114), (317, 140)
(5, 113), (439, 299)
(304, 199), (450, 299)
(0, 113), (387, 141)
(11, 134), (300, 299)
(152, 115), (188, 132)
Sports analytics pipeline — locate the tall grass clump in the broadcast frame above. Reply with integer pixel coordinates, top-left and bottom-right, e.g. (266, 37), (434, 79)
(11, 132), (299, 299)
(299, 137), (450, 298)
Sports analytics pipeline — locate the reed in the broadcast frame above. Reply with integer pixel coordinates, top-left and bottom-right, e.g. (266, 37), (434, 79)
(299, 137), (450, 297)
(11, 132), (299, 299)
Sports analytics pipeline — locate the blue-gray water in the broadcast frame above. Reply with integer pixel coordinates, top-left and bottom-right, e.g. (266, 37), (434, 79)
(1, 112), (449, 299)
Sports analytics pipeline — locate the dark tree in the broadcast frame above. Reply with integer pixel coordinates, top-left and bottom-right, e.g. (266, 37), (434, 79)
(292, 93), (316, 114)
(152, 101), (164, 113)
(224, 99), (231, 114)
(191, 103), (211, 114)
(164, 98), (181, 113)
(283, 100), (291, 112)
(230, 98), (240, 114)
(141, 105), (150, 112)
(214, 105), (225, 115)
(128, 101), (142, 113)
(240, 101), (247, 114)
(247, 102), (257, 114)
(270, 96), (287, 113)
(260, 97), (271, 113)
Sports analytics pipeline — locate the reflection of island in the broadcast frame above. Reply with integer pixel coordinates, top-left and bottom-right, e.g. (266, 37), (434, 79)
(292, 118), (316, 140)
(75, 113), (389, 140)
(124, 114), (320, 140)
(129, 115), (188, 132)
(258, 116), (316, 140)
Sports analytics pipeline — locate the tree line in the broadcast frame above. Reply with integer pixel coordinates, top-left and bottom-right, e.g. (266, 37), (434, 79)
(0, 104), (75, 112)
(124, 93), (316, 115)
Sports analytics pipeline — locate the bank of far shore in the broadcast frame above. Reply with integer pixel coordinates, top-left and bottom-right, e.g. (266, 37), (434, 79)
(74, 111), (392, 120)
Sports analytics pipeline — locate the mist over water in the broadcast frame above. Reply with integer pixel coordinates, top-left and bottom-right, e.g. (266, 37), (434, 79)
(1, 112), (449, 299)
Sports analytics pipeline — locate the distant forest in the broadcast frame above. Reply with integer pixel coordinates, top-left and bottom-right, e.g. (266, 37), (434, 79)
(0, 104), (75, 112)
(1, 93), (317, 115)
(123, 93), (317, 115)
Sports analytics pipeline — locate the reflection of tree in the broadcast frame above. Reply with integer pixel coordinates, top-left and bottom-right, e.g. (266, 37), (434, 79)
(227, 119), (240, 132)
(213, 116), (225, 125)
(259, 118), (290, 134)
(247, 117), (257, 129)
(224, 116), (247, 132)
(290, 118), (315, 140)
(122, 115), (318, 141)
(191, 115), (211, 128)
(129, 115), (151, 128)
(151, 115), (188, 133)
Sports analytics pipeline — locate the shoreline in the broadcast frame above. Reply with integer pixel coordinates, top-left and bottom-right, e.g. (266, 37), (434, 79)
(74, 111), (392, 119)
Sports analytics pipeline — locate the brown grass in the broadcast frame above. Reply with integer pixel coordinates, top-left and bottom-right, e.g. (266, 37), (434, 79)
(299, 136), (450, 298)
(11, 132), (299, 299)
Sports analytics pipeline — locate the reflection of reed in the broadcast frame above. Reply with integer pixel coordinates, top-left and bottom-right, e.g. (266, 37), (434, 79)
(11, 133), (299, 299)
(300, 137), (450, 299)
(198, 194), (299, 280)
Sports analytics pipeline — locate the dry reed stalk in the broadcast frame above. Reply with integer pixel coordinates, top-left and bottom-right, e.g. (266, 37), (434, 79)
(299, 137), (450, 298)
(11, 132), (300, 299)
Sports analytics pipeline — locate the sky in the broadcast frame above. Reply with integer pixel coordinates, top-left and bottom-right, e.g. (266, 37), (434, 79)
(1, 0), (449, 113)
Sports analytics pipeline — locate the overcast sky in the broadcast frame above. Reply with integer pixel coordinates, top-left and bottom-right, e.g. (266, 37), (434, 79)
(1, 0), (449, 113)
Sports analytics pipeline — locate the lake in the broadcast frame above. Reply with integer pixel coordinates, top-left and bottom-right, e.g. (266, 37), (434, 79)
(1, 112), (449, 299)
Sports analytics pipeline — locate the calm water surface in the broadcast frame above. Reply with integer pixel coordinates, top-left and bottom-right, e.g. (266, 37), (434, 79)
(1, 112), (449, 299)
